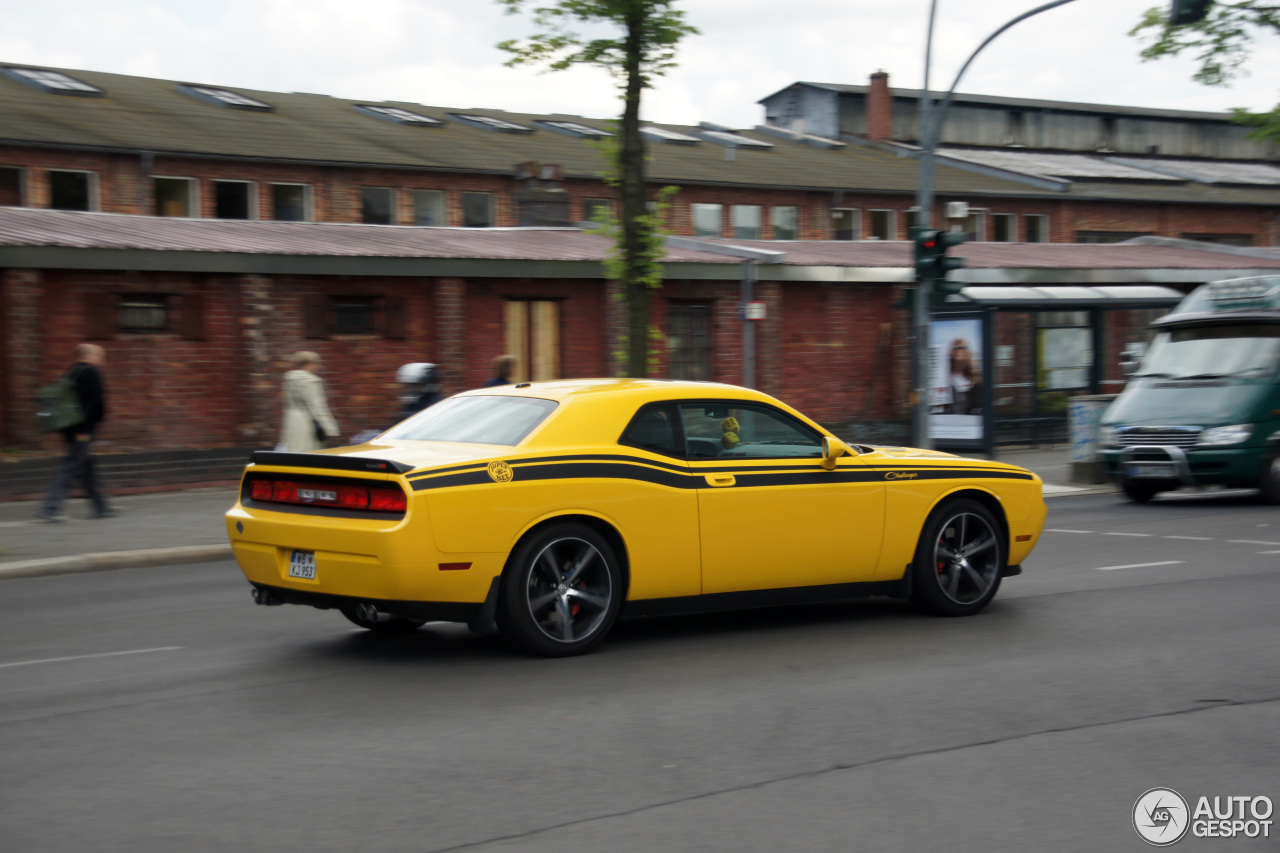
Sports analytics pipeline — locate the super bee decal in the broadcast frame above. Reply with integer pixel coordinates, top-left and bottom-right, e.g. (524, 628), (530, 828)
(487, 461), (514, 483)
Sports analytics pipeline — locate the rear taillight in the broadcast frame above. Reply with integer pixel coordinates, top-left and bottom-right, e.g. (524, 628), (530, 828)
(248, 478), (407, 513)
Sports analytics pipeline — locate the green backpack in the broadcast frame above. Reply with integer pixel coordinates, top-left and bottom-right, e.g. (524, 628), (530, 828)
(36, 367), (85, 433)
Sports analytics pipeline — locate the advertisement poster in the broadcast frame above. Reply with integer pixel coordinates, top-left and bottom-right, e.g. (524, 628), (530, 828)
(929, 316), (984, 442)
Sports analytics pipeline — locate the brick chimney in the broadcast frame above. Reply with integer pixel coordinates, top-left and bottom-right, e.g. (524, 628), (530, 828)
(867, 71), (892, 142)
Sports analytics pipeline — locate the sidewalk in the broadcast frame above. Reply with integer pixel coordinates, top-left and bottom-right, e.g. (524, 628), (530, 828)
(0, 446), (1109, 580)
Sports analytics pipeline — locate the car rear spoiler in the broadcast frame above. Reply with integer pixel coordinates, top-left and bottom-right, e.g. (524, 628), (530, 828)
(250, 451), (415, 475)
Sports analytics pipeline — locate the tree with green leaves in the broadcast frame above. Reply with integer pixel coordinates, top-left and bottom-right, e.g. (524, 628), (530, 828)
(1131, 2), (1280, 142)
(498, 0), (698, 377)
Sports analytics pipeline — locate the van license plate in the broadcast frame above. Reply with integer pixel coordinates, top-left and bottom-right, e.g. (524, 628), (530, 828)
(1127, 464), (1176, 478)
(289, 550), (316, 579)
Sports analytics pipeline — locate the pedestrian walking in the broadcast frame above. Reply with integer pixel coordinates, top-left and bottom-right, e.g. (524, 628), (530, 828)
(484, 354), (516, 387)
(280, 351), (339, 452)
(39, 343), (112, 522)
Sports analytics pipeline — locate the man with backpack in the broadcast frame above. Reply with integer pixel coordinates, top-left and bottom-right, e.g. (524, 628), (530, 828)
(38, 343), (112, 522)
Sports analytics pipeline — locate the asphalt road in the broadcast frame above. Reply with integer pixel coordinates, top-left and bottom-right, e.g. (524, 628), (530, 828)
(1, 491), (1277, 852)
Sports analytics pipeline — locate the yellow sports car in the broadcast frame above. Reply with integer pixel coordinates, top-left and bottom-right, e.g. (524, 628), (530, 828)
(226, 379), (1045, 656)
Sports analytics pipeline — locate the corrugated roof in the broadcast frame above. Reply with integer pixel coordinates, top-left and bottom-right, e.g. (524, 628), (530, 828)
(0, 63), (1041, 198)
(3, 208), (1277, 271)
(939, 148), (1180, 181)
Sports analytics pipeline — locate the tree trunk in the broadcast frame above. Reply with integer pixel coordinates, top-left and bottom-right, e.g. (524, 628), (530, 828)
(620, 7), (649, 377)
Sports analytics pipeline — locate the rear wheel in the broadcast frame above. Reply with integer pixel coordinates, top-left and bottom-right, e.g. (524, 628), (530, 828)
(1120, 478), (1161, 503)
(497, 522), (623, 657)
(910, 498), (1004, 617)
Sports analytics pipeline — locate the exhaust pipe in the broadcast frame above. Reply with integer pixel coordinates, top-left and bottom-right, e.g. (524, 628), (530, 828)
(251, 587), (281, 606)
(355, 602), (393, 623)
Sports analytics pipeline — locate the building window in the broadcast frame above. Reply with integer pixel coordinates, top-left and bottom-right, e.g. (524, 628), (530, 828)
(691, 203), (723, 238)
(214, 181), (252, 220)
(906, 208), (924, 231)
(732, 205), (762, 239)
(667, 304), (711, 380)
(1024, 214), (1048, 243)
(1075, 230), (1153, 244)
(118, 295), (169, 332)
(462, 192), (494, 227)
(355, 104), (441, 126)
(271, 184), (309, 221)
(868, 209), (896, 240)
(3, 67), (102, 96)
(771, 206), (799, 240)
(154, 177), (195, 217)
(962, 209), (987, 241)
(331, 295), (379, 334)
(361, 187), (395, 225)
(505, 300), (560, 382)
(992, 213), (1016, 242)
(412, 189), (446, 226)
(0, 167), (21, 206)
(832, 208), (860, 240)
(179, 84), (272, 111)
(1037, 310), (1092, 391)
(583, 198), (614, 223)
(48, 170), (91, 211)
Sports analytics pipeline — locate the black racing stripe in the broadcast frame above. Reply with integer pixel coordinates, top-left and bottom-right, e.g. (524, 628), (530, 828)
(407, 452), (689, 481)
(407, 462), (489, 481)
(410, 459), (1033, 492)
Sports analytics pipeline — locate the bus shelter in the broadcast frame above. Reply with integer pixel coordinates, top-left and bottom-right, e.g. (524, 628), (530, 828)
(933, 285), (1186, 453)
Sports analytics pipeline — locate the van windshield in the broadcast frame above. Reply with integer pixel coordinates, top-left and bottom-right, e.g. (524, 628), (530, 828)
(382, 395), (557, 445)
(1136, 325), (1280, 380)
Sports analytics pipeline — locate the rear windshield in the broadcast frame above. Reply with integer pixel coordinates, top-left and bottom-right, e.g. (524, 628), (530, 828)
(382, 395), (557, 445)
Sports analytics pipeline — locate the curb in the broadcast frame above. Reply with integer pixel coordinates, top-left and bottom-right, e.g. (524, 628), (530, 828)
(0, 545), (233, 580)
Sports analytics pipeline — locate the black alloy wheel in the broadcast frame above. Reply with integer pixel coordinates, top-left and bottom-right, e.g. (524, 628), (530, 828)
(1257, 447), (1280, 505)
(910, 498), (1004, 617)
(498, 522), (623, 657)
(1120, 478), (1161, 503)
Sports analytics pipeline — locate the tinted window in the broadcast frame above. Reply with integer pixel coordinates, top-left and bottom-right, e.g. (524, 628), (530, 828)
(383, 395), (556, 445)
(680, 402), (823, 459)
(619, 405), (682, 457)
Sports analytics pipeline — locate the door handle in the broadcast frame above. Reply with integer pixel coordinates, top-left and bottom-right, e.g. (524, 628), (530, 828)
(705, 473), (736, 487)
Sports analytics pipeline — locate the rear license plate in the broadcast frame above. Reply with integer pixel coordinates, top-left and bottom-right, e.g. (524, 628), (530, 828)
(1126, 464), (1176, 478)
(297, 488), (337, 503)
(288, 550), (316, 579)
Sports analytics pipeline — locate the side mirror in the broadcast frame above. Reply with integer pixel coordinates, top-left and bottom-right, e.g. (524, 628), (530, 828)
(821, 436), (849, 470)
(1120, 342), (1146, 379)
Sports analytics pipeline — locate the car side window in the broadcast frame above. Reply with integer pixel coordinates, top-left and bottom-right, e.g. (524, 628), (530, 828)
(678, 402), (824, 459)
(619, 404), (683, 457)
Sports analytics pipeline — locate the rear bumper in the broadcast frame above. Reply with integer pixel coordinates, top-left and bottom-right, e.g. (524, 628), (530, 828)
(249, 582), (481, 624)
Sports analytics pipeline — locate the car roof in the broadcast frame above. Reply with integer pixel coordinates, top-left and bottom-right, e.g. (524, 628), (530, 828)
(455, 378), (777, 405)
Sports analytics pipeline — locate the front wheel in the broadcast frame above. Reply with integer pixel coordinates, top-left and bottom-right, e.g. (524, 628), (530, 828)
(1257, 448), (1280, 505)
(1120, 478), (1161, 503)
(497, 523), (623, 657)
(910, 498), (1004, 617)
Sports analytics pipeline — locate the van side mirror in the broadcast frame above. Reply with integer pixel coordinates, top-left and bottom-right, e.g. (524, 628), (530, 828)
(821, 436), (849, 470)
(1120, 342), (1146, 379)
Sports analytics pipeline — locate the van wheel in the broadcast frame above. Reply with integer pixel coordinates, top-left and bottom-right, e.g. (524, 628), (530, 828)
(909, 498), (1004, 617)
(497, 523), (623, 657)
(1120, 478), (1160, 503)
(1258, 448), (1280, 505)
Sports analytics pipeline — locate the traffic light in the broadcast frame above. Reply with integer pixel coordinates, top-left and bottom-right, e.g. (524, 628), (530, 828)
(911, 226), (969, 307)
(1169, 0), (1212, 25)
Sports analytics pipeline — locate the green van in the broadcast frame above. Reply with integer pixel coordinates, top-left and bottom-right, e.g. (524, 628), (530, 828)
(1099, 276), (1280, 503)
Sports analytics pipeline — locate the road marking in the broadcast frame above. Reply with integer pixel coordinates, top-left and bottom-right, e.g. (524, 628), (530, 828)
(1103, 532), (1153, 537)
(1094, 561), (1185, 572)
(1228, 540), (1280, 546)
(1258, 550), (1280, 555)
(0, 646), (183, 670)
(1164, 535), (1214, 541)
(1048, 528), (1094, 534)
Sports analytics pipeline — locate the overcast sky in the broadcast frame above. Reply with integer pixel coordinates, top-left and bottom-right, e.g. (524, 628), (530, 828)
(3, 0), (1278, 129)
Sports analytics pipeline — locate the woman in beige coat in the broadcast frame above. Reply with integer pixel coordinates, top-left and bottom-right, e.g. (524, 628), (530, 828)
(279, 351), (340, 452)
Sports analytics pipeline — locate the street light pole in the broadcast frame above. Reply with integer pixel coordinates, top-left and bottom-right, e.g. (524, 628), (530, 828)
(911, 0), (1083, 449)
